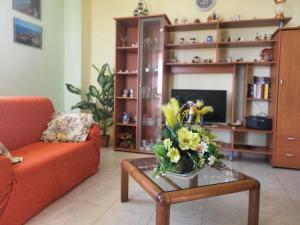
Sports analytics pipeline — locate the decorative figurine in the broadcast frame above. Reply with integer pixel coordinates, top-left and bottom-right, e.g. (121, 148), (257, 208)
(194, 19), (201, 23)
(120, 35), (127, 47)
(170, 55), (179, 63)
(228, 57), (233, 62)
(133, 0), (149, 17)
(260, 48), (273, 62)
(122, 89), (129, 98)
(192, 56), (201, 63)
(207, 35), (213, 43)
(227, 36), (231, 42)
(119, 132), (135, 149)
(174, 18), (179, 24)
(145, 65), (150, 73)
(255, 33), (260, 41)
(179, 38), (185, 44)
(181, 17), (188, 24)
(190, 38), (197, 44)
(122, 112), (131, 124)
(129, 89), (134, 98)
(264, 34), (268, 40)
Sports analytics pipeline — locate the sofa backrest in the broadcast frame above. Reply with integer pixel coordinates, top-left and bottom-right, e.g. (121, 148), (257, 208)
(0, 97), (54, 150)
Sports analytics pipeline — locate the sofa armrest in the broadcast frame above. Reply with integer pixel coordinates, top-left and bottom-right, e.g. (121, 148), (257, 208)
(87, 124), (100, 150)
(0, 156), (13, 217)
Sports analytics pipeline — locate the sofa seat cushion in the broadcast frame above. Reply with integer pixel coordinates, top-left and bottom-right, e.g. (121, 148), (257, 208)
(2, 141), (99, 225)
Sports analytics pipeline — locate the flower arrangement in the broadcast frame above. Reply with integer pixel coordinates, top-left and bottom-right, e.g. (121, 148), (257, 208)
(153, 98), (224, 175)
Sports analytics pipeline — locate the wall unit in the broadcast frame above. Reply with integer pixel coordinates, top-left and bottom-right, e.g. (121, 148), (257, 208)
(115, 15), (299, 169)
(271, 28), (300, 169)
(114, 15), (170, 154)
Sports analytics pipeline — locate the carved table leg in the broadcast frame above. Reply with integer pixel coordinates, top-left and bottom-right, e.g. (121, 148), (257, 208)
(156, 202), (170, 225)
(121, 164), (129, 202)
(248, 188), (260, 225)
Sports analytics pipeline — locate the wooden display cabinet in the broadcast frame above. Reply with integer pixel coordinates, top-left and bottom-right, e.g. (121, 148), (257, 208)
(114, 15), (170, 153)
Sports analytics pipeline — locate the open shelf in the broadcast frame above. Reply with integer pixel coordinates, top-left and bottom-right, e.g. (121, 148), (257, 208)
(166, 43), (217, 49)
(232, 144), (272, 155)
(115, 97), (137, 100)
(246, 98), (271, 101)
(116, 123), (137, 127)
(233, 127), (273, 134)
(117, 46), (138, 53)
(116, 72), (138, 75)
(166, 18), (291, 31)
(165, 62), (276, 66)
(219, 17), (291, 29)
(219, 40), (276, 48)
(115, 147), (138, 153)
(166, 22), (218, 31)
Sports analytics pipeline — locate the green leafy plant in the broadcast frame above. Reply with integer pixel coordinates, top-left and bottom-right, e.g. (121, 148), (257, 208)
(66, 63), (115, 135)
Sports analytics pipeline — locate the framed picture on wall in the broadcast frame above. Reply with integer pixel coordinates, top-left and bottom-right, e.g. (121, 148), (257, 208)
(14, 18), (42, 49)
(13, 0), (41, 19)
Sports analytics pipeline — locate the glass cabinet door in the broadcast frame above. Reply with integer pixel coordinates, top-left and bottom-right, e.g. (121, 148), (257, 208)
(138, 17), (165, 153)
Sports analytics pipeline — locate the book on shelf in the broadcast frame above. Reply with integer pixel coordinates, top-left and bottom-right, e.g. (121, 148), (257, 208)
(247, 76), (270, 100)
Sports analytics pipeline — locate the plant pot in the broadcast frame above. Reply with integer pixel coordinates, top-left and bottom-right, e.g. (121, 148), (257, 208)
(176, 152), (194, 174)
(100, 135), (110, 148)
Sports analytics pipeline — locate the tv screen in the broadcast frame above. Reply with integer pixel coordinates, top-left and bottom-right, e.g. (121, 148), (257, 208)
(171, 89), (227, 124)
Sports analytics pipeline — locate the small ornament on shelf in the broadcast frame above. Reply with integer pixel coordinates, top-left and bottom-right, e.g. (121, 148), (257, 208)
(206, 35), (213, 43)
(119, 132), (135, 149)
(122, 112), (131, 124)
(194, 19), (201, 23)
(179, 38), (185, 44)
(192, 56), (201, 63)
(227, 35), (231, 42)
(122, 89), (129, 98)
(129, 89), (134, 98)
(260, 48), (273, 62)
(133, 0), (149, 17)
(190, 38), (197, 44)
(120, 35), (128, 47)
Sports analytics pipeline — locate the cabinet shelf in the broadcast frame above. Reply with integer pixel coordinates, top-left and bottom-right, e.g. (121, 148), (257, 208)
(116, 123), (137, 127)
(246, 98), (271, 101)
(165, 62), (276, 67)
(166, 18), (291, 32)
(115, 147), (138, 153)
(115, 97), (137, 100)
(232, 145), (272, 155)
(116, 72), (138, 75)
(233, 127), (273, 134)
(219, 40), (276, 48)
(117, 46), (138, 52)
(166, 43), (217, 49)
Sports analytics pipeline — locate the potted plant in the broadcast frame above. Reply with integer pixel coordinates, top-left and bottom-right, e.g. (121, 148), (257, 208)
(66, 63), (115, 147)
(152, 98), (224, 175)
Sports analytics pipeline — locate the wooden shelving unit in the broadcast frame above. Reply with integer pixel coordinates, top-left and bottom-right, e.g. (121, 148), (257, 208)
(165, 17), (291, 158)
(114, 15), (292, 159)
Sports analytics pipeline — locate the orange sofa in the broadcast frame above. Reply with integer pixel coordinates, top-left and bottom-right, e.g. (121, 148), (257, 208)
(0, 97), (100, 225)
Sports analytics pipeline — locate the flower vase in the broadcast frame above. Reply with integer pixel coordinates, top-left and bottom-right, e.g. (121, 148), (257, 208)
(176, 151), (194, 174)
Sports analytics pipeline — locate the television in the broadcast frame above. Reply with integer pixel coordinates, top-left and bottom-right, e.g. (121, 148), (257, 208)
(171, 89), (227, 124)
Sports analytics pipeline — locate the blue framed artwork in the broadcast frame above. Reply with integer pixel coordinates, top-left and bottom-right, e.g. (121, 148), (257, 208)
(14, 18), (42, 49)
(13, 0), (41, 19)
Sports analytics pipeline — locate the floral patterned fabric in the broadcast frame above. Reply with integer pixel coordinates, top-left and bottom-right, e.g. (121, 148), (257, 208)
(41, 113), (94, 142)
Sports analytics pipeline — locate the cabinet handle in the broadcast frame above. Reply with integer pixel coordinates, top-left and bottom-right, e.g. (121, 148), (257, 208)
(280, 79), (284, 86)
(287, 137), (296, 141)
(285, 153), (295, 157)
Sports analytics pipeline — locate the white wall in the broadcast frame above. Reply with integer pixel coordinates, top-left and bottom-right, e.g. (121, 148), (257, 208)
(0, 0), (65, 111)
(64, 0), (82, 112)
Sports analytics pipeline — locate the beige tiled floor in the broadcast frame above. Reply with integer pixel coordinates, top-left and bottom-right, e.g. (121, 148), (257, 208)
(26, 148), (300, 225)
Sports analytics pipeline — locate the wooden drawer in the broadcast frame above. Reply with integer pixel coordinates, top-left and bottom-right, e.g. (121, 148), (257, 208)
(273, 153), (300, 169)
(276, 134), (300, 154)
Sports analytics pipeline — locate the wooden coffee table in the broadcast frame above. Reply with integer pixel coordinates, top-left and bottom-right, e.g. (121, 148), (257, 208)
(121, 157), (260, 225)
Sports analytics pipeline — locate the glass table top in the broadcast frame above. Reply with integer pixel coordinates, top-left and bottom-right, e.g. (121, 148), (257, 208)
(129, 157), (247, 192)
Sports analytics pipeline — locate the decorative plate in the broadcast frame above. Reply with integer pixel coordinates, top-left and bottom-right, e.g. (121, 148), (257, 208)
(195, 0), (217, 12)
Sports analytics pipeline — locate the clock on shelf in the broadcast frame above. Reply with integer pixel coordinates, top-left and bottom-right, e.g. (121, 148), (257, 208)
(195, 0), (217, 12)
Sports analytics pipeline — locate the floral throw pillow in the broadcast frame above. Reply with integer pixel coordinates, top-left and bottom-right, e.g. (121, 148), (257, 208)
(41, 113), (94, 142)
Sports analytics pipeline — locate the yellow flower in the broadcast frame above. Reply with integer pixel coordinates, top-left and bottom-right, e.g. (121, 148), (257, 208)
(163, 138), (172, 149)
(178, 127), (200, 151)
(167, 147), (181, 163)
(162, 98), (180, 128)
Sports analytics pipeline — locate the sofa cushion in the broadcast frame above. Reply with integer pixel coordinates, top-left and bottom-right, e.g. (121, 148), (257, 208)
(3, 141), (100, 225)
(0, 97), (54, 150)
(41, 113), (94, 142)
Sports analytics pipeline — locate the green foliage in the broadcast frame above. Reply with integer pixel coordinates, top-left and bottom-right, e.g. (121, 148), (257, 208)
(66, 63), (115, 135)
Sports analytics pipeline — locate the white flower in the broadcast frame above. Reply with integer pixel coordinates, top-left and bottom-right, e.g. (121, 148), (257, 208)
(208, 155), (216, 166)
(197, 142), (208, 155)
